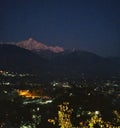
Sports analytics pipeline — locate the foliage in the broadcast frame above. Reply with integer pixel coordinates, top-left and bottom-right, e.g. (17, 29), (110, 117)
(48, 102), (120, 128)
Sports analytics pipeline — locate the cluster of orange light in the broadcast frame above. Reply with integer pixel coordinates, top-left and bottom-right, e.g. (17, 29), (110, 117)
(17, 89), (50, 99)
(17, 90), (40, 99)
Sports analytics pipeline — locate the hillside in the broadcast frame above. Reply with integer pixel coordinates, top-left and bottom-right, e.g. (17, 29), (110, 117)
(0, 44), (47, 73)
(0, 44), (120, 80)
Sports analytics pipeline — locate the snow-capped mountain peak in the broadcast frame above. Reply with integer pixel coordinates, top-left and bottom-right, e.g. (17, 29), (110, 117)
(16, 38), (64, 53)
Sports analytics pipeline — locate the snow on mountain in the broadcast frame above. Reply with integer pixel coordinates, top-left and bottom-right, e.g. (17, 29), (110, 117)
(16, 38), (64, 53)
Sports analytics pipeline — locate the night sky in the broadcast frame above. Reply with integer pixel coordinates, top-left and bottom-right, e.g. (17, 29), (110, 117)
(0, 0), (120, 57)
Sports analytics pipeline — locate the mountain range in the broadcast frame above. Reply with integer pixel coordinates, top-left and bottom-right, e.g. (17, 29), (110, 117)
(0, 38), (120, 80)
(16, 38), (64, 53)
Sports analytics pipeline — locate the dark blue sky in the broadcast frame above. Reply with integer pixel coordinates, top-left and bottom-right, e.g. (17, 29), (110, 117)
(0, 0), (120, 56)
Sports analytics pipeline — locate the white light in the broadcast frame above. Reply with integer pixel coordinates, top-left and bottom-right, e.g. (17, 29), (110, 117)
(37, 107), (39, 111)
(95, 111), (100, 115)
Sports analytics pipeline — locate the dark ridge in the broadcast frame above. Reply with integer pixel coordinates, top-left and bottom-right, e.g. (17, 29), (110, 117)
(0, 44), (120, 80)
